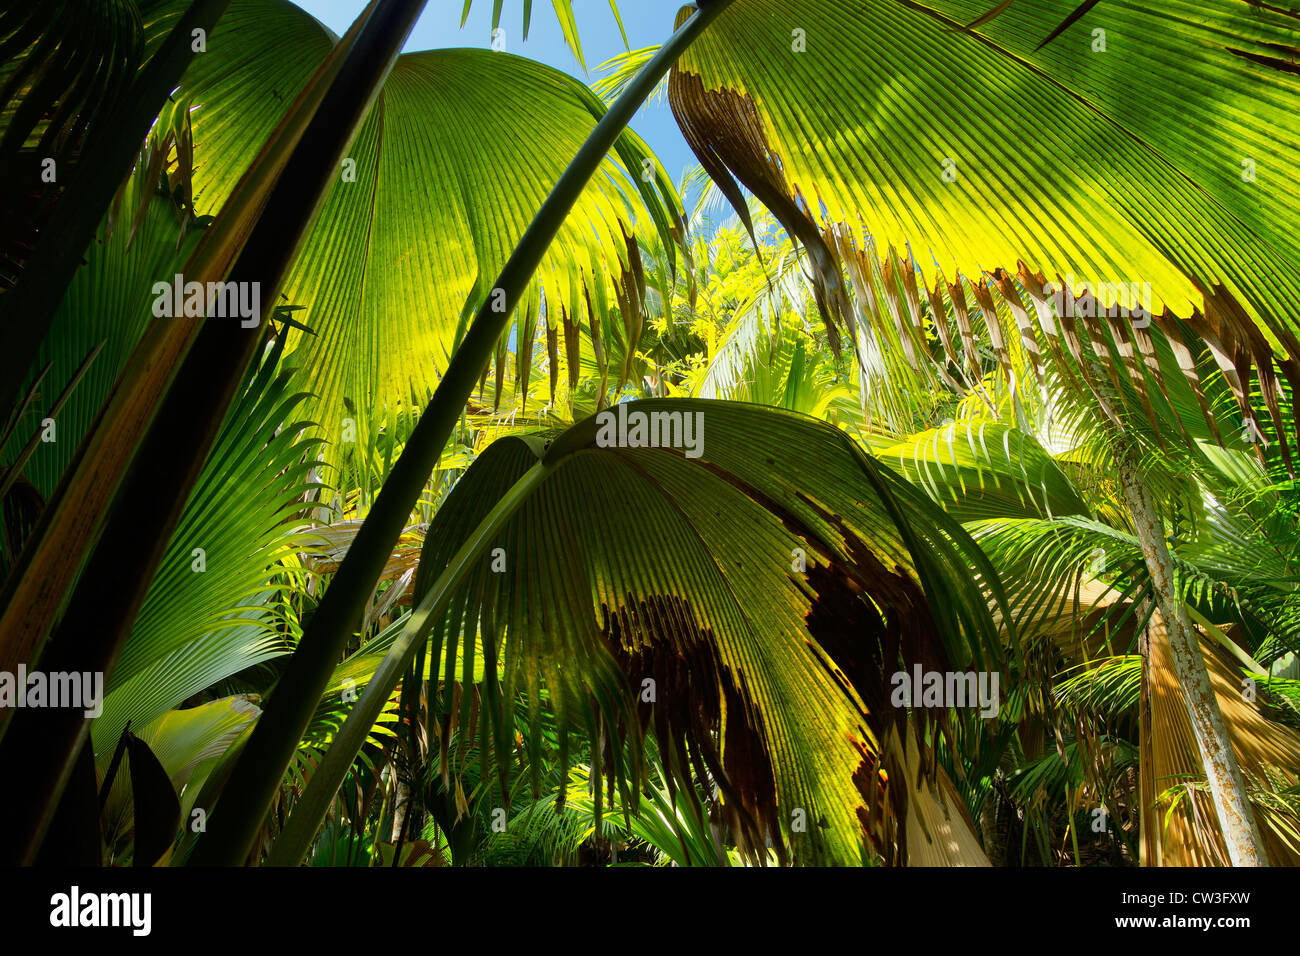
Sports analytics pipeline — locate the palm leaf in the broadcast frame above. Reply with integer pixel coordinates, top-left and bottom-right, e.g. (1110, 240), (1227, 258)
(669, 0), (1300, 449)
(460, 0), (627, 68)
(882, 421), (1089, 522)
(149, 0), (683, 471)
(190, 2), (731, 865)
(275, 399), (1007, 866)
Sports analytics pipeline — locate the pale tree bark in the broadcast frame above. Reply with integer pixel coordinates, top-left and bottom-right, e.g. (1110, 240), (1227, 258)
(1116, 441), (1267, 866)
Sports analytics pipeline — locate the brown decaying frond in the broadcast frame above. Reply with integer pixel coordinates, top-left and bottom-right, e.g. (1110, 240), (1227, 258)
(591, 549), (987, 866)
(600, 593), (787, 864)
(805, 548), (987, 865)
(668, 69), (851, 358)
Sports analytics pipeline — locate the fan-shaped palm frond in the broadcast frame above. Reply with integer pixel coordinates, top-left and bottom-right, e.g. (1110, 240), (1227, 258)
(276, 399), (1009, 866)
(882, 421), (1089, 523)
(129, 0), (684, 478)
(669, 0), (1300, 454)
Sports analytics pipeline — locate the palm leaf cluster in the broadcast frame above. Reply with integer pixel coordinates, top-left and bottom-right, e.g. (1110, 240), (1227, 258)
(0, 0), (1296, 868)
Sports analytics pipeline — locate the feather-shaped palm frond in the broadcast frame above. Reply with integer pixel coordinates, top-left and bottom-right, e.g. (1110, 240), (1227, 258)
(90, 335), (321, 756)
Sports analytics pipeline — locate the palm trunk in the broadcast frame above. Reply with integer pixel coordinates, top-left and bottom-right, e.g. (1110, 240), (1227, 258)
(1115, 440), (1267, 866)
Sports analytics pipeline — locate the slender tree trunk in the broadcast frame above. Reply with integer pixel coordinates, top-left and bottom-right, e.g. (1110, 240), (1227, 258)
(1137, 596), (1158, 867)
(390, 770), (410, 846)
(1116, 441), (1267, 866)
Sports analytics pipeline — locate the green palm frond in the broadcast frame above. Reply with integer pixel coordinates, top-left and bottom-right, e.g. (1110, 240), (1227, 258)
(101, 693), (259, 861)
(496, 757), (739, 866)
(131, 0), (684, 480)
(460, 0), (629, 71)
(669, 0), (1300, 450)
(593, 46), (666, 105)
(1056, 655), (1143, 720)
(301, 398), (1009, 866)
(1011, 736), (1139, 807)
(2, 156), (203, 499)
